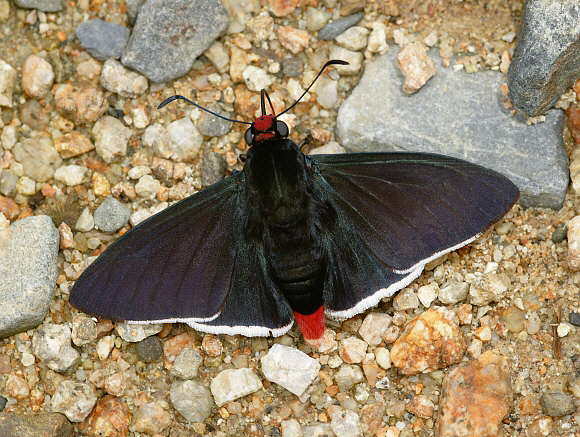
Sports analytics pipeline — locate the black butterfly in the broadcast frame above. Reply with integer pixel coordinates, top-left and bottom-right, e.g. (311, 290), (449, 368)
(69, 61), (519, 340)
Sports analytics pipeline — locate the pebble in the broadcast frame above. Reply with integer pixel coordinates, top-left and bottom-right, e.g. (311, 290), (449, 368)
(247, 14), (274, 44)
(135, 174), (160, 199)
(335, 26), (369, 51)
(281, 418), (303, 437)
(390, 307), (466, 375)
(302, 422), (334, 437)
(54, 164), (86, 186)
(54, 82), (109, 124)
(121, 0), (229, 82)
(32, 324), (80, 372)
(205, 42), (229, 74)
(76, 19), (130, 60)
(282, 57), (303, 77)
(557, 322), (572, 337)
(436, 351), (513, 436)
(136, 335), (163, 363)
(358, 312), (391, 346)
(92, 116), (132, 163)
(116, 323), (163, 342)
(315, 77), (338, 109)
(51, 380), (97, 422)
(16, 176), (35, 196)
(305, 7), (331, 31)
(94, 196), (131, 233)
(71, 314), (97, 346)
(131, 105), (150, 128)
(406, 395), (435, 418)
(0, 216), (59, 337)
(567, 215), (580, 270)
(469, 272), (510, 306)
(14, 0), (62, 11)
(417, 283), (438, 308)
(21, 55), (54, 98)
(330, 409), (363, 437)
(100, 59), (148, 98)
(392, 288), (419, 310)
(0, 412), (73, 436)
(53, 131), (95, 158)
(539, 390), (576, 417)
(75, 206), (94, 232)
(79, 395), (130, 436)
(133, 402), (172, 434)
(166, 118), (203, 162)
(0, 59), (16, 107)
(197, 106), (232, 137)
(375, 347), (391, 370)
(396, 42), (436, 94)
(143, 123), (171, 158)
(130, 209), (151, 226)
(338, 337), (367, 364)
(0, 195), (19, 218)
(210, 368), (263, 406)
(318, 12), (363, 40)
(328, 47), (363, 75)
(569, 311), (580, 326)
(335, 364), (365, 392)
(6, 374), (29, 399)
(278, 26), (310, 54)
(0, 171), (18, 196)
(96, 335), (114, 360)
(261, 344), (320, 396)
(243, 66), (273, 91)
(438, 279), (469, 305)
(1, 125), (17, 149)
(201, 152), (226, 187)
(12, 138), (62, 182)
(170, 347), (203, 379)
(170, 379), (214, 422)
(367, 23), (388, 54)
(269, 0), (297, 16)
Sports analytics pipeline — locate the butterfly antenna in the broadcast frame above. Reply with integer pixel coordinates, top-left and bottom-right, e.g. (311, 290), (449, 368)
(278, 60), (349, 117)
(157, 95), (252, 125)
(261, 89), (277, 116)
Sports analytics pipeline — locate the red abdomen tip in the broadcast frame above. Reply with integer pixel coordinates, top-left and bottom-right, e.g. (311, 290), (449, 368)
(293, 306), (325, 340)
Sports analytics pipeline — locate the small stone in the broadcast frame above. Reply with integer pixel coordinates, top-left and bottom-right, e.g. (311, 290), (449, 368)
(392, 288), (419, 310)
(551, 226), (567, 244)
(170, 380), (213, 422)
(278, 26), (309, 54)
(51, 380), (97, 422)
(0, 59), (17, 107)
(133, 402), (172, 434)
(335, 26), (369, 51)
(567, 216), (580, 271)
(261, 344), (320, 396)
(116, 323), (163, 342)
(75, 207), (94, 232)
(282, 57), (303, 77)
(135, 174), (160, 199)
(540, 390), (576, 417)
(100, 59), (148, 97)
(201, 334), (223, 357)
(210, 368), (263, 406)
(104, 372), (126, 396)
(15, 176), (36, 196)
(438, 279), (469, 304)
(76, 19), (130, 60)
(54, 132), (95, 158)
(1, 125), (17, 149)
(469, 272), (510, 306)
(436, 351), (513, 436)
(306, 7), (331, 31)
(375, 347), (391, 370)
(167, 118), (203, 162)
(55, 82), (108, 124)
(54, 165), (86, 186)
(318, 12), (363, 40)
(391, 307), (466, 375)
(315, 77), (338, 109)
(96, 336), (114, 360)
(71, 314), (97, 346)
(406, 395), (435, 418)
(268, 0), (298, 16)
(417, 283), (438, 308)
(0, 195), (20, 219)
(335, 364), (365, 392)
(14, 0), (63, 12)
(205, 41), (229, 74)
(163, 332), (194, 366)
(338, 337), (368, 364)
(243, 66), (273, 92)
(92, 172), (111, 197)
(12, 138), (62, 182)
(201, 152), (226, 187)
(0, 412), (73, 436)
(94, 196), (131, 233)
(358, 313), (391, 346)
(136, 336), (163, 363)
(197, 106), (231, 137)
(0, 171), (18, 197)
(281, 418), (303, 437)
(329, 47), (364, 75)
(557, 322), (572, 337)
(330, 409), (363, 437)
(500, 306), (526, 333)
(170, 347), (202, 379)
(32, 324), (80, 372)
(6, 374), (29, 399)
(396, 43), (436, 94)
(21, 55), (54, 98)
(131, 105), (149, 129)
(367, 23), (388, 54)
(92, 116), (132, 163)
(79, 395), (130, 436)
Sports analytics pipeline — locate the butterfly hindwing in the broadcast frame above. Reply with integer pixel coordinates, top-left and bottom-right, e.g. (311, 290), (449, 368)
(311, 152), (519, 315)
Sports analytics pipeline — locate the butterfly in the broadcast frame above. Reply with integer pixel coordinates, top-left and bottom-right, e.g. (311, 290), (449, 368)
(69, 61), (519, 340)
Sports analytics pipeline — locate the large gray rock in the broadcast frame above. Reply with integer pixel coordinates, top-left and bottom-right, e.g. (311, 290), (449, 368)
(121, 0), (230, 82)
(13, 0), (62, 12)
(336, 48), (568, 209)
(0, 215), (59, 338)
(508, 0), (580, 116)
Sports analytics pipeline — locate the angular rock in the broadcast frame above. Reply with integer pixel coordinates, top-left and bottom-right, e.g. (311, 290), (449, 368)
(21, 55), (54, 98)
(436, 351), (513, 436)
(330, 409), (362, 437)
(0, 412), (73, 437)
(51, 380), (97, 422)
(0, 216), (59, 337)
(170, 348), (202, 380)
(76, 19), (130, 60)
(540, 390), (576, 417)
(136, 336), (163, 363)
(54, 165), (86, 186)
(32, 324), (80, 372)
(469, 272), (510, 306)
(94, 196), (131, 233)
(336, 48), (568, 209)
(53, 132), (94, 158)
(121, 0), (229, 82)
(12, 138), (62, 182)
(78, 395), (130, 437)
(390, 307), (466, 375)
(318, 12), (363, 40)
(133, 402), (172, 434)
(358, 313), (391, 346)
(508, 0), (580, 115)
(100, 59), (148, 98)
(92, 116), (132, 163)
(116, 323), (163, 342)
(0, 59), (16, 107)
(261, 344), (320, 396)
(335, 364), (365, 392)
(210, 368), (262, 406)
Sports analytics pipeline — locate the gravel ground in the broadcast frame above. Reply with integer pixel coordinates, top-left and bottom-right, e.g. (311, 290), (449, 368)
(2, 1), (580, 436)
